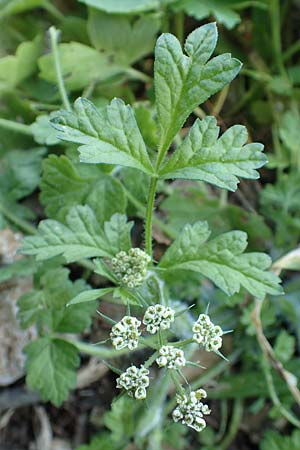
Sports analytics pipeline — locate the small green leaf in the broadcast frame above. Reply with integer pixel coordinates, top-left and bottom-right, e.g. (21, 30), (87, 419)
(154, 23), (241, 154)
(104, 213), (133, 254)
(274, 330), (295, 363)
(31, 114), (60, 146)
(21, 205), (112, 262)
(67, 288), (114, 306)
(175, 0), (242, 30)
(159, 117), (266, 190)
(25, 337), (79, 406)
(159, 222), (282, 299)
(51, 97), (154, 175)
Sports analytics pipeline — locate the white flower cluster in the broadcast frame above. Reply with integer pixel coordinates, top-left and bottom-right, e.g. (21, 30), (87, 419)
(156, 345), (186, 369)
(111, 248), (151, 288)
(110, 316), (141, 350)
(172, 389), (211, 432)
(192, 314), (223, 352)
(143, 304), (175, 334)
(116, 365), (149, 400)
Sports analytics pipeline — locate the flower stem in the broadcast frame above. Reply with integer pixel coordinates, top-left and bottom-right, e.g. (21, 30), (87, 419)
(49, 26), (71, 111)
(145, 177), (158, 257)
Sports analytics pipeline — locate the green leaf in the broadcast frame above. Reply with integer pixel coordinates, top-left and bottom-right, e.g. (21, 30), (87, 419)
(38, 42), (122, 91)
(0, 35), (41, 89)
(51, 97), (154, 175)
(175, 0), (242, 29)
(260, 430), (300, 450)
(159, 116), (266, 190)
(103, 213), (133, 254)
(0, 148), (46, 200)
(274, 330), (295, 363)
(21, 205), (112, 262)
(31, 114), (60, 146)
(87, 10), (160, 66)
(67, 287), (114, 306)
(79, 0), (159, 14)
(76, 433), (121, 450)
(25, 337), (79, 406)
(18, 266), (96, 332)
(154, 23), (241, 154)
(21, 206), (132, 262)
(0, 258), (38, 284)
(40, 155), (127, 222)
(159, 222), (282, 299)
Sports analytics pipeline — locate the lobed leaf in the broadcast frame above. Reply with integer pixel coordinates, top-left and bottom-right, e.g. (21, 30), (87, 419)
(51, 97), (154, 175)
(159, 222), (283, 299)
(159, 116), (266, 190)
(154, 22), (242, 154)
(25, 337), (79, 406)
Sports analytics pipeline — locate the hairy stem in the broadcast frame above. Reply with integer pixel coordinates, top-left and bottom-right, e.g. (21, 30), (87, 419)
(145, 177), (158, 257)
(270, 0), (286, 76)
(49, 26), (71, 111)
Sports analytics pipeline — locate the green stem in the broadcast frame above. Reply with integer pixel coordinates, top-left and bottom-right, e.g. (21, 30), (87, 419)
(125, 67), (152, 83)
(262, 358), (300, 428)
(270, 0), (286, 76)
(145, 177), (158, 257)
(283, 40), (300, 61)
(49, 26), (71, 111)
(0, 203), (37, 235)
(174, 11), (184, 45)
(0, 118), (33, 136)
(218, 400), (243, 450)
(43, 0), (65, 21)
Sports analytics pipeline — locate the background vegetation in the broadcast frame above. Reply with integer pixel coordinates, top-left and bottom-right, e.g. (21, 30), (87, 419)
(0, 1), (300, 449)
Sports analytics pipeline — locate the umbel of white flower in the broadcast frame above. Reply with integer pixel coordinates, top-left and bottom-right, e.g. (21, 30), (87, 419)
(116, 365), (149, 400)
(156, 345), (186, 369)
(172, 388), (211, 432)
(192, 314), (223, 352)
(111, 248), (151, 288)
(110, 316), (141, 350)
(143, 304), (175, 334)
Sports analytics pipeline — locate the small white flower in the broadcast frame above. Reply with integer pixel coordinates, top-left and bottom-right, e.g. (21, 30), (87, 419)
(172, 388), (211, 432)
(116, 365), (149, 399)
(192, 313), (223, 352)
(156, 345), (186, 369)
(110, 316), (141, 350)
(143, 304), (175, 334)
(111, 248), (151, 288)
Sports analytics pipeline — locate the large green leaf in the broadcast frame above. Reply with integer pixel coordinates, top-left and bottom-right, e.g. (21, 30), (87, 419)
(260, 430), (300, 450)
(40, 155), (127, 222)
(159, 116), (266, 190)
(25, 337), (79, 406)
(21, 205), (112, 262)
(154, 23), (241, 155)
(159, 222), (282, 299)
(21, 206), (132, 262)
(51, 97), (154, 175)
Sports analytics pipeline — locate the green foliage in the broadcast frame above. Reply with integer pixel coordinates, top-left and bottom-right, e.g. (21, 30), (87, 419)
(260, 430), (300, 450)
(25, 337), (79, 406)
(78, 0), (160, 14)
(18, 266), (95, 331)
(159, 116), (266, 190)
(159, 222), (282, 299)
(21, 206), (132, 262)
(51, 98), (154, 175)
(154, 22), (241, 155)
(40, 155), (127, 222)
